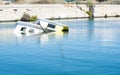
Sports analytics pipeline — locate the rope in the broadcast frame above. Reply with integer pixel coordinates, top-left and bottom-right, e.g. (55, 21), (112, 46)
(38, 22), (48, 32)
(38, 22), (45, 32)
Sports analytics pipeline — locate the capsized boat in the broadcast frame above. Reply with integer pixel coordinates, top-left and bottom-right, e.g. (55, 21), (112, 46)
(14, 18), (69, 35)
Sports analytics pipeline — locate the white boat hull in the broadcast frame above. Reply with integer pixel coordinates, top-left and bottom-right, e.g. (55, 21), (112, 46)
(14, 18), (69, 36)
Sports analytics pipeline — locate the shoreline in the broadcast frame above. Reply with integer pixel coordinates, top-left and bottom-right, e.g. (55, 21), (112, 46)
(0, 16), (120, 23)
(0, 4), (120, 22)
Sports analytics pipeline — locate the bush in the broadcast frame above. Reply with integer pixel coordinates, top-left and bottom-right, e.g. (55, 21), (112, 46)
(115, 15), (120, 17)
(49, 17), (55, 20)
(104, 14), (107, 18)
(86, 11), (93, 19)
(30, 15), (38, 21)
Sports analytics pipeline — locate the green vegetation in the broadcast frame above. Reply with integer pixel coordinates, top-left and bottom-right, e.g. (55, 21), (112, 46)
(62, 26), (69, 31)
(115, 14), (120, 17)
(12, 0), (64, 4)
(49, 17), (55, 20)
(96, 0), (107, 2)
(30, 15), (38, 21)
(86, 0), (95, 19)
(14, 0), (25, 4)
(104, 14), (108, 18)
(1, 0), (120, 4)
(86, 11), (93, 18)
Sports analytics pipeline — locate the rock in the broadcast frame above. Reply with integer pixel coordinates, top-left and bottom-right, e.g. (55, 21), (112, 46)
(20, 12), (31, 22)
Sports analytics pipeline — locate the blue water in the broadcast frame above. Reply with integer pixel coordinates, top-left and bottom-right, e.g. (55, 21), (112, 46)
(1, 18), (120, 75)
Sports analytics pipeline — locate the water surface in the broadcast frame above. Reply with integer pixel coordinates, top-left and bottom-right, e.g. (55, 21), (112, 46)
(0, 18), (120, 75)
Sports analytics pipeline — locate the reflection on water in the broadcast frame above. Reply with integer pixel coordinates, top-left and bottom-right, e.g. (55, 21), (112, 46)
(87, 20), (95, 41)
(92, 19), (120, 47)
(13, 30), (68, 47)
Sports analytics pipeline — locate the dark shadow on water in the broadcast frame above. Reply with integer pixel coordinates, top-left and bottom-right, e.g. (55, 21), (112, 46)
(87, 19), (95, 41)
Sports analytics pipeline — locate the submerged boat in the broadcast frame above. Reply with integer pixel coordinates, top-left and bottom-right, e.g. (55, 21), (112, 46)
(14, 18), (69, 35)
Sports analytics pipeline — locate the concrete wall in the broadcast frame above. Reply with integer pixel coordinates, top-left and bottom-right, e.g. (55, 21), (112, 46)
(0, 4), (120, 21)
(0, 4), (88, 21)
(94, 5), (120, 17)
